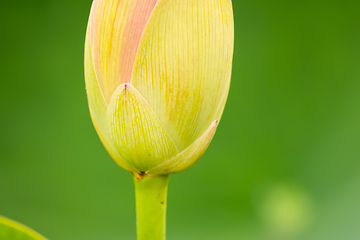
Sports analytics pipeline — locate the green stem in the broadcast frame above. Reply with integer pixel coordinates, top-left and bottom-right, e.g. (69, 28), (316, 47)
(134, 175), (169, 240)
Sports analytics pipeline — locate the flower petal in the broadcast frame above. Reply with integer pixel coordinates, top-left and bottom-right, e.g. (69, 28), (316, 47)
(86, 26), (139, 174)
(146, 120), (219, 176)
(131, 0), (234, 151)
(89, 0), (160, 102)
(90, 111), (139, 174)
(85, 24), (107, 132)
(107, 83), (178, 172)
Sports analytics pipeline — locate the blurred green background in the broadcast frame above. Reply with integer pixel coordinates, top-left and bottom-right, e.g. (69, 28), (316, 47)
(1, 0), (360, 239)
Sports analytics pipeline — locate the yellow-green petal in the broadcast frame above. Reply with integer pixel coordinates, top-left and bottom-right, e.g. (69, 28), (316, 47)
(0, 216), (47, 240)
(89, 0), (160, 102)
(86, 25), (138, 174)
(85, 24), (108, 134)
(131, 0), (234, 151)
(107, 83), (178, 172)
(146, 120), (219, 176)
(90, 111), (139, 174)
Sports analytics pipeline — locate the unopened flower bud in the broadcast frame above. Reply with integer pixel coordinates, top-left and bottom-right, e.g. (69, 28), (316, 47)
(85, 0), (234, 177)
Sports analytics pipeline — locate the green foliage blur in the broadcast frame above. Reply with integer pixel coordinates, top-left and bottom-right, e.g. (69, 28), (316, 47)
(1, 0), (360, 239)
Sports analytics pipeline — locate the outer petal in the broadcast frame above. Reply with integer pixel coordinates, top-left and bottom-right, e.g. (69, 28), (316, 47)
(146, 120), (219, 176)
(0, 216), (47, 240)
(85, 24), (107, 133)
(107, 84), (178, 172)
(90, 111), (139, 174)
(89, 0), (160, 102)
(86, 25), (138, 173)
(131, 0), (234, 151)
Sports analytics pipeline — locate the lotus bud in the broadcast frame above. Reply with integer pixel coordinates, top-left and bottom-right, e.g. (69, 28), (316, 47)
(85, 0), (234, 178)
